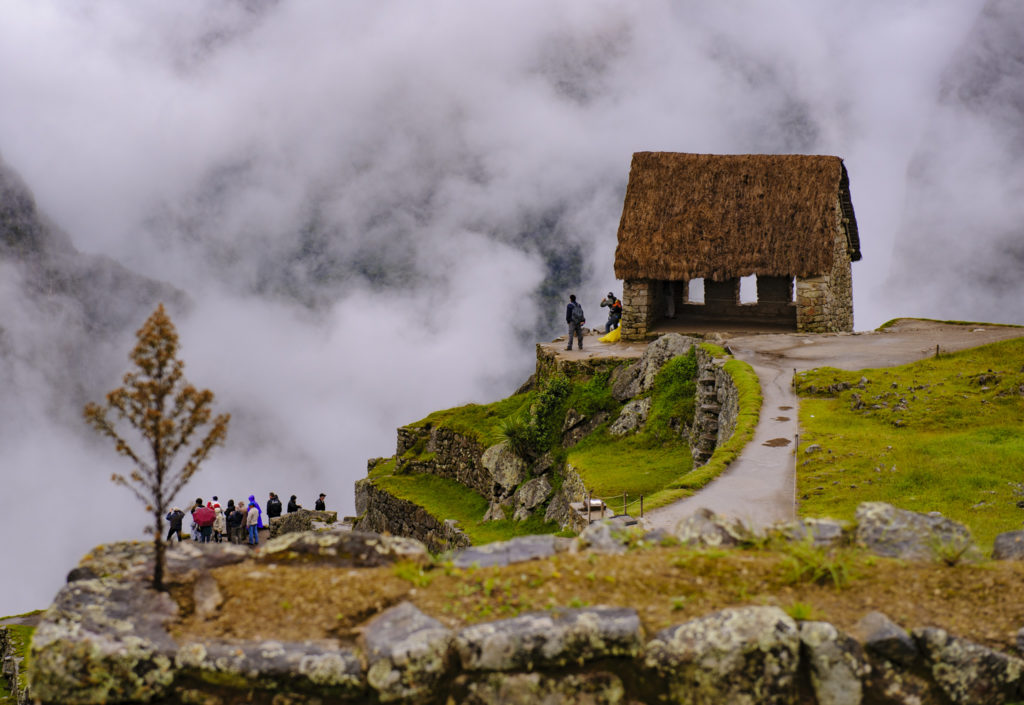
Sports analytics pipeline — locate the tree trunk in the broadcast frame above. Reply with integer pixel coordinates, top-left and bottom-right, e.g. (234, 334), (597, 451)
(153, 512), (165, 591)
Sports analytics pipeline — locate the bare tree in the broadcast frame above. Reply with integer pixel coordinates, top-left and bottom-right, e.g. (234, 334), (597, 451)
(84, 304), (230, 590)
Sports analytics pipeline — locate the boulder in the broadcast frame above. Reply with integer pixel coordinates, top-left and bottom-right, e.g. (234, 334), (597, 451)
(482, 502), (506, 522)
(800, 621), (869, 705)
(449, 535), (572, 569)
(513, 476), (553, 513)
(362, 602), (453, 702)
(562, 409), (609, 447)
(575, 519), (633, 555)
(176, 639), (364, 692)
(852, 611), (918, 667)
(544, 490), (588, 533)
(645, 606), (800, 704)
(992, 530), (1024, 560)
(455, 607), (642, 671)
(192, 573), (223, 620)
(481, 441), (529, 496)
(775, 517), (849, 548)
(31, 578), (180, 704)
(259, 529), (430, 566)
(671, 507), (761, 548)
(914, 627), (1024, 704)
(455, 671), (625, 705)
(854, 502), (977, 562)
(269, 508), (338, 538)
(609, 397), (652, 436)
(611, 333), (695, 401)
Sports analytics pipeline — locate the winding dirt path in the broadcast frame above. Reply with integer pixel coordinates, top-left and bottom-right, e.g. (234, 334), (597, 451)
(640, 319), (1024, 530)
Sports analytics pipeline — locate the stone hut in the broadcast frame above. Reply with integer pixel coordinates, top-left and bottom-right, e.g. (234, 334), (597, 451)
(614, 152), (861, 339)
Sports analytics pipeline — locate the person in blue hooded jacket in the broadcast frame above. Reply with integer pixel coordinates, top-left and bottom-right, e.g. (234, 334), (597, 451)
(247, 494), (263, 529)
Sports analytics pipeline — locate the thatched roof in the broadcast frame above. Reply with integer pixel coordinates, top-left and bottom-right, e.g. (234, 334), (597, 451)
(614, 152), (861, 281)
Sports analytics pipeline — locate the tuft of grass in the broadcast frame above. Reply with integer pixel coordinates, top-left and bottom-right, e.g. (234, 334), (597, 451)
(785, 601), (823, 621)
(778, 539), (854, 590)
(797, 336), (1024, 549)
(392, 560), (435, 587)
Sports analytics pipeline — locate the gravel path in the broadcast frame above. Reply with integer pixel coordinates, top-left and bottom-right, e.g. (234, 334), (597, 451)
(643, 319), (1024, 531)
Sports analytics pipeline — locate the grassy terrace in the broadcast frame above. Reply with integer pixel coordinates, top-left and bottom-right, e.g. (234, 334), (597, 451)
(796, 336), (1024, 549)
(0, 611), (40, 703)
(367, 342), (762, 535)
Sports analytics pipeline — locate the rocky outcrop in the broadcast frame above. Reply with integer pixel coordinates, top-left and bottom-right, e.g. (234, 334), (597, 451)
(268, 508), (339, 538)
(611, 333), (695, 401)
(25, 519), (1024, 705)
(854, 502), (978, 562)
(609, 397), (650, 436)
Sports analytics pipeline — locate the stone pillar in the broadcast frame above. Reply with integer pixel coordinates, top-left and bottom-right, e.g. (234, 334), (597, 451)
(796, 203), (855, 333)
(621, 279), (657, 341)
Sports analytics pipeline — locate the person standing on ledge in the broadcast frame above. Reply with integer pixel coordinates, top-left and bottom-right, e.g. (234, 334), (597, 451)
(600, 291), (622, 333)
(315, 493), (326, 511)
(565, 294), (585, 351)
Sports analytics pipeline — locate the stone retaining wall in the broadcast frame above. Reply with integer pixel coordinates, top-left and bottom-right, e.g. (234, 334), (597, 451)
(353, 480), (471, 553)
(0, 626), (30, 705)
(534, 344), (631, 384)
(690, 345), (740, 465)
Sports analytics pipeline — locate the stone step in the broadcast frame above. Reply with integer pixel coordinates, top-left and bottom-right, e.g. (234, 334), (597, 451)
(700, 403), (721, 413)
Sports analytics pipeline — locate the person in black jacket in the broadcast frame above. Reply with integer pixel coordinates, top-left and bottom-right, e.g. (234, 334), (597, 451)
(267, 492), (283, 519)
(287, 495), (300, 513)
(226, 503), (245, 543)
(565, 294), (585, 351)
(165, 508), (184, 542)
(315, 493), (326, 511)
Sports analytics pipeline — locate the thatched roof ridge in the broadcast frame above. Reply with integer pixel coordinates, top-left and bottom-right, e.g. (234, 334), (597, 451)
(614, 152), (860, 281)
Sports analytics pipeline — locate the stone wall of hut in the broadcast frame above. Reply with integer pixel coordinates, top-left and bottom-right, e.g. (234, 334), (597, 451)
(794, 199), (854, 333)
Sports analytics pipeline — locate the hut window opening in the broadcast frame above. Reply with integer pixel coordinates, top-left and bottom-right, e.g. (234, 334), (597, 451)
(687, 278), (705, 303)
(739, 275), (757, 304)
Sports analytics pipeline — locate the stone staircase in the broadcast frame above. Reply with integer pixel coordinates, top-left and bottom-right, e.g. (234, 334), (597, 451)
(692, 372), (720, 464)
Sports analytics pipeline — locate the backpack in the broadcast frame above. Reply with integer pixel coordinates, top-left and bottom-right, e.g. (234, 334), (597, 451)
(611, 299), (622, 314)
(570, 302), (585, 324)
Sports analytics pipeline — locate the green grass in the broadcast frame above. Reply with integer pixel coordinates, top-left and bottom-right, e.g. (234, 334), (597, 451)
(876, 317), (1023, 330)
(796, 336), (1024, 549)
(373, 472), (560, 545)
(411, 393), (533, 445)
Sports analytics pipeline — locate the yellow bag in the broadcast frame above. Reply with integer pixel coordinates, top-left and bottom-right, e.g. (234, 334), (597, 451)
(599, 327), (620, 343)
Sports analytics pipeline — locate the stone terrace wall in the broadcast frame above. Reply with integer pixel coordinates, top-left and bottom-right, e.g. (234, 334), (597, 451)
(395, 425), (493, 498)
(534, 344), (631, 384)
(690, 345), (740, 465)
(354, 480), (471, 553)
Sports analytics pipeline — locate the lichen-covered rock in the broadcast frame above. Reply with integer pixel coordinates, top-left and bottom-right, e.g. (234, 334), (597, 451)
(513, 476), (553, 514)
(175, 639), (364, 693)
(192, 573), (223, 620)
(645, 606), (800, 704)
(259, 529), (429, 566)
(481, 442), (529, 496)
(854, 502), (977, 562)
(30, 578), (179, 704)
(800, 621), (869, 705)
(992, 530), (1024, 560)
(914, 627), (1024, 704)
(455, 607), (642, 672)
(609, 397), (651, 436)
(165, 541), (251, 578)
(774, 517), (849, 548)
(611, 333), (695, 402)
(852, 611), (918, 667)
(362, 602), (452, 702)
(543, 490), (588, 533)
(561, 409), (609, 448)
(455, 671), (626, 704)
(449, 535), (572, 569)
(482, 502), (505, 522)
(575, 519), (633, 555)
(269, 509), (338, 538)
(671, 507), (762, 548)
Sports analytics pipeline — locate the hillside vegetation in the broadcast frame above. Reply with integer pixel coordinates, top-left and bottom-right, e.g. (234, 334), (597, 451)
(365, 344), (762, 540)
(796, 336), (1024, 548)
